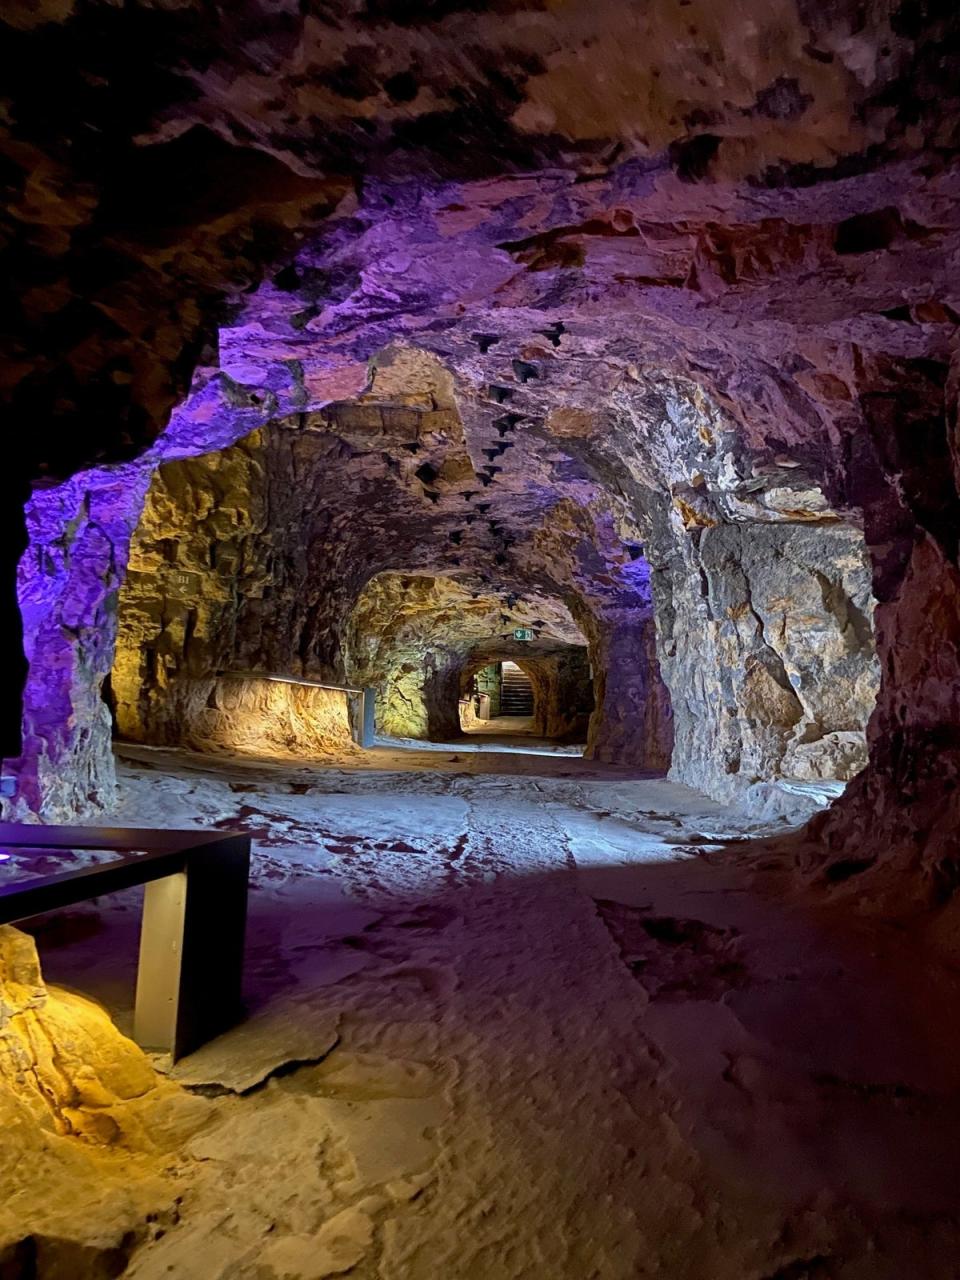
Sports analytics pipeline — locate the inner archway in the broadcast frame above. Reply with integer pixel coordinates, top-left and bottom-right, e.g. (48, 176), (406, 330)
(344, 570), (597, 752)
(459, 650), (594, 745)
(461, 659), (537, 731)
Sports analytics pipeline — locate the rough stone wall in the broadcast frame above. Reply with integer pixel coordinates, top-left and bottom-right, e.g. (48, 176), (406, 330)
(586, 614), (674, 770)
(377, 651), (463, 742)
(113, 386), (480, 753)
(168, 677), (358, 761)
(807, 354), (960, 906)
(113, 431), (270, 746)
(19, 358), (877, 817)
(536, 649), (595, 742)
(655, 522), (878, 802)
(11, 467), (151, 820)
(550, 376), (882, 802)
(110, 422), (633, 761)
(28, 362), (880, 807)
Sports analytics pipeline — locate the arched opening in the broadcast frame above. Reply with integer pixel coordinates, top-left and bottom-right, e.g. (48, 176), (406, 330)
(462, 659), (536, 729)
(11, 357), (883, 808)
(458, 650), (595, 744)
(344, 570), (597, 754)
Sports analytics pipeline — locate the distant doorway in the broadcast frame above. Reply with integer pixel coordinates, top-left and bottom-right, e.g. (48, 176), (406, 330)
(460, 660), (535, 729)
(458, 650), (592, 743)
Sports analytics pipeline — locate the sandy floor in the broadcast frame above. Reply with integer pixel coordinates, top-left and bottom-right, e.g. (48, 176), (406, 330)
(457, 716), (580, 745)
(15, 742), (960, 1278)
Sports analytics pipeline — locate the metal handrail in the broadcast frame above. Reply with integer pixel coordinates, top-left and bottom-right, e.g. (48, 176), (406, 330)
(217, 671), (365, 695)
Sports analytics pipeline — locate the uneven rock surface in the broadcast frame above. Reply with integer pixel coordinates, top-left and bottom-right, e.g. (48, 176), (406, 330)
(0, 924), (211, 1276)
(6, 750), (960, 1278)
(0, 924), (156, 1143)
(658, 520), (879, 802)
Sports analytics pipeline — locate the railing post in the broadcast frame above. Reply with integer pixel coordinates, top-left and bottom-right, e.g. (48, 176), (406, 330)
(361, 687), (377, 747)
(134, 870), (188, 1054)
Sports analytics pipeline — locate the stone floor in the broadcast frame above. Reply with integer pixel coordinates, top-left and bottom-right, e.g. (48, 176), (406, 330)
(458, 716), (554, 739)
(8, 742), (960, 1278)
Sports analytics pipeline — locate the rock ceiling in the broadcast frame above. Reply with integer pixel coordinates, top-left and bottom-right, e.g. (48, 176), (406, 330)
(4, 0), (960, 479)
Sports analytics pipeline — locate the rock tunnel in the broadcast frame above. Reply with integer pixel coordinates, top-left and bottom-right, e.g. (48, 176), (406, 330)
(3, 1), (960, 1274)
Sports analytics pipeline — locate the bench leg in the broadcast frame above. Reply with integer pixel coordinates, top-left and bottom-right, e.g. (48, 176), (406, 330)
(133, 836), (250, 1061)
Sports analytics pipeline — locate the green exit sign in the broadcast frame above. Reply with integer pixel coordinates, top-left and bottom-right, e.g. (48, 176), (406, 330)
(513, 627), (534, 641)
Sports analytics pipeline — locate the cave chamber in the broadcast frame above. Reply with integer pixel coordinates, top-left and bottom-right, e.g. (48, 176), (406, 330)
(4, 3), (960, 1274)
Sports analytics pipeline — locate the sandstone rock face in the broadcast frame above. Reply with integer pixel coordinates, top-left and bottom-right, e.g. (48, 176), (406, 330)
(0, 924), (156, 1144)
(170, 677), (359, 761)
(12, 467), (152, 820)
(626, 382), (879, 800)
(0, 924), (192, 1269)
(587, 612), (674, 771)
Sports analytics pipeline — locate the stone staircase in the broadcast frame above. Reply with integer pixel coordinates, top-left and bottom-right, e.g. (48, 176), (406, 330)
(499, 662), (534, 716)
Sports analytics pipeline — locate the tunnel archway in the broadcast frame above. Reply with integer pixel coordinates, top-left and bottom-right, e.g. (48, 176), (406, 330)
(345, 571), (598, 749)
(10, 345), (885, 811)
(0, 66), (913, 879)
(458, 650), (595, 743)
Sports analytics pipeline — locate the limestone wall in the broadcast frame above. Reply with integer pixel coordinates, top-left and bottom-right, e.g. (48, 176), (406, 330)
(161, 677), (358, 760)
(11, 466), (152, 820)
(655, 522), (879, 803)
(533, 649), (595, 742)
(15, 365), (878, 819)
(586, 614), (674, 769)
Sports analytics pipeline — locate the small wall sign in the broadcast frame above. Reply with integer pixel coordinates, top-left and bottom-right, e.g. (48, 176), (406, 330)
(165, 569), (202, 598)
(513, 627), (534, 641)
